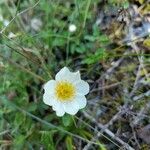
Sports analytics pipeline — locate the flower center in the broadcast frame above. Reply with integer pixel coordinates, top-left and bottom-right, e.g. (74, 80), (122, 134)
(55, 81), (75, 101)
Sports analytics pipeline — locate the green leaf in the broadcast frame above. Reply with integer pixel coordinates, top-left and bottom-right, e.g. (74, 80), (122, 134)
(65, 136), (73, 150)
(83, 48), (107, 64)
(98, 35), (109, 43)
(96, 141), (107, 150)
(52, 38), (66, 47)
(13, 135), (26, 149)
(76, 43), (87, 53)
(79, 130), (93, 139)
(84, 35), (96, 42)
(26, 103), (37, 112)
(14, 113), (25, 127)
(122, 1), (129, 9)
(93, 24), (100, 37)
(41, 131), (56, 150)
(62, 114), (72, 127)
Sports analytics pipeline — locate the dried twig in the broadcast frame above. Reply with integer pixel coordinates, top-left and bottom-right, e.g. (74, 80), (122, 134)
(132, 101), (150, 126)
(83, 111), (135, 150)
(90, 82), (121, 93)
(129, 64), (142, 98)
(133, 90), (150, 101)
(130, 43), (149, 80)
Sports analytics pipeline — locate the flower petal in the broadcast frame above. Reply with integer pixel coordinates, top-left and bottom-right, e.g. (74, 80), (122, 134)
(43, 80), (56, 94)
(75, 95), (87, 109)
(55, 67), (70, 81)
(68, 71), (81, 83)
(63, 101), (79, 115)
(43, 93), (65, 116)
(55, 107), (65, 117)
(56, 110), (65, 117)
(55, 67), (81, 82)
(43, 93), (57, 106)
(75, 80), (89, 95)
(52, 101), (65, 117)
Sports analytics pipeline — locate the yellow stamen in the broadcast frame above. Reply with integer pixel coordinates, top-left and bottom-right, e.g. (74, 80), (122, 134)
(55, 81), (75, 101)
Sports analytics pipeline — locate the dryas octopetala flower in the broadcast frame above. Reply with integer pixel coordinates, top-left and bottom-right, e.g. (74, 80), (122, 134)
(43, 67), (89, 117)
(68, 24), (77, 32)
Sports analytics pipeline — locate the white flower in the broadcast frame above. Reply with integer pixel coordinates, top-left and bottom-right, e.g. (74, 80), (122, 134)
(69, 24), (77, 32)
(43, 67), (89, 117)
(8, 32), (16, 39)
(3, 20), (9, 26)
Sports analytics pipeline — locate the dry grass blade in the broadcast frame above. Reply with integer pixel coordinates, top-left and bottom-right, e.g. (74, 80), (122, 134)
(1, 98), (102, 147)
(0, 53), (45, 82)
(0, 0), (41, 34)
